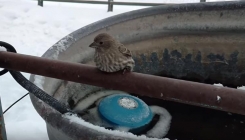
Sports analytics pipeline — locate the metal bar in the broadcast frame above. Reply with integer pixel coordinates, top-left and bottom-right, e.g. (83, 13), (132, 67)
(0, 98), (7, 140)
(111, 1), (170, 6)
(41, 0), (172, 6)
(200, 0), (206, 2)
(1, 51), (245, 116)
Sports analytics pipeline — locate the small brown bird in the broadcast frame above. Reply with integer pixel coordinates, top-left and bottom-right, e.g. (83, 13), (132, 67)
(89, 33), (135, 74)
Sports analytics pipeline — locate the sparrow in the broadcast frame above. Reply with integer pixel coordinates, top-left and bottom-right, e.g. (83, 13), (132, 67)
(89, 33), (135, 74)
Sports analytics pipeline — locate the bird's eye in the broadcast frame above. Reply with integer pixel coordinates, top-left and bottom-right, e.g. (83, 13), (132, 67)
(99, 42), (103, 45)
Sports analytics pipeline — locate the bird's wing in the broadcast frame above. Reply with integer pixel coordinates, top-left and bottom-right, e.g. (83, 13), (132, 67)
(118, 44), (132, 57)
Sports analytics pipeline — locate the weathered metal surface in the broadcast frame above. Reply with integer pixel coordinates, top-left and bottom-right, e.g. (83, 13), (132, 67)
(127, 31), (245, 88)
(1, 51), (245, 115)
(38, 0), (43, 6)
(138, 95), (245, 140)
(108, 0), (113, 12)
(0, 98), (7, 140)
(27, 1), (245, 140)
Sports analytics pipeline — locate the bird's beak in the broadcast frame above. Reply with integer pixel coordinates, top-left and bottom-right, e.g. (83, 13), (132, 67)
(89, 42), (98, 48)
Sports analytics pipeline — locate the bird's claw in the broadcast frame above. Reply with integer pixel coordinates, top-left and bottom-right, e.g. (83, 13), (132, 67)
(122, 69), (126, 75)
(122, 66), (131, 75)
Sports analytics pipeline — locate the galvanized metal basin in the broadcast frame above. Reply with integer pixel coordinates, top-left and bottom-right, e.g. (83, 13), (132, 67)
(30, 1), (245, 140)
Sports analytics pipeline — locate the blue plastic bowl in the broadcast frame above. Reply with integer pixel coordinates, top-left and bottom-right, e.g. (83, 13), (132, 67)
(98, 94), (153, 130)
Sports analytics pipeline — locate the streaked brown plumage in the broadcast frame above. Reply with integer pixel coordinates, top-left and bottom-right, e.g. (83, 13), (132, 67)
(89, 33), (135, 73)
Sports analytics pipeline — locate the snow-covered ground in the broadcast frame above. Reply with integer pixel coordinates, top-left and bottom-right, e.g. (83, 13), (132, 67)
(0, 0), (240, 140)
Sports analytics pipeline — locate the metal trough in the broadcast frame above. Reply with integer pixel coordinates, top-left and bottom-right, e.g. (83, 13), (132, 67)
(29, 1), (245, 140)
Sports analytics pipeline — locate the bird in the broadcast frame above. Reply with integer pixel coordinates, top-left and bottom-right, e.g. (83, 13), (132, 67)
(89, 33), (135, 74)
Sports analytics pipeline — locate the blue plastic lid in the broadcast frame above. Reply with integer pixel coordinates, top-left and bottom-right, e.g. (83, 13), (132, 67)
(98, 94), (153, 129)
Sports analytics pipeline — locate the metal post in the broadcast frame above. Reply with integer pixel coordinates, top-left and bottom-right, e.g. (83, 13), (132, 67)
(0, 98), (7, 140)
(38, 0), (44, 7)
(108, 0), (113, 12)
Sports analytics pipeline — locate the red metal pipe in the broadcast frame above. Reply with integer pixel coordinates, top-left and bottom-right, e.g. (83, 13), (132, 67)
(0, 51), (245, 115)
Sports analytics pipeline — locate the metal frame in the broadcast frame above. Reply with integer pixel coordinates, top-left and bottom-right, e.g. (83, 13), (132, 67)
(37, 0), (206, 11)
(0, 98), (7, 140)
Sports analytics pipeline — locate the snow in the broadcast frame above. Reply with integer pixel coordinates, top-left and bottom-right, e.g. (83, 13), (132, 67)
(119, 97), (138, 109)
(80, 106), (116, 128)
(63, 112), (170, 140)
(48, 34), (76, 60)
(0, 0), (149, 139)
(147, 106), (172, 138)
(33, 75), (45, 90)
(217, 95), (221, 101)
(0, 47), (7, 51)
(0, 0), (240, 140)
(237, 86), (245, 90)
(213, 83), (223, 87)
(73, 90), (127, 112)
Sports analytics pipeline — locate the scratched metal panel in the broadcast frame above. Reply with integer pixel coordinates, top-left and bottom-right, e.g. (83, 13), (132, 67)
(128, 31), (245, 88)
(29, 1), (245, 140)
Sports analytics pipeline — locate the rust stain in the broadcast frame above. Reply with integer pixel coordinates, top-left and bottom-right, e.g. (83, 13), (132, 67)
(1, 52), (245, 115)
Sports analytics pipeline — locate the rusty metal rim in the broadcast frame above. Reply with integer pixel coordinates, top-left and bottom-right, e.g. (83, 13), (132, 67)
(1, 51), (245, 116)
